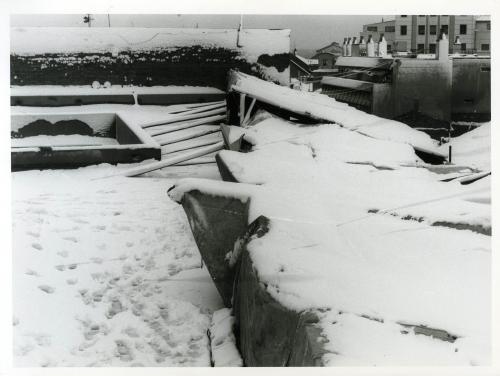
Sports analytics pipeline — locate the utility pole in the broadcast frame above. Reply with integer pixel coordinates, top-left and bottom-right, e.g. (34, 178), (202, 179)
(236, 15), (243, 47)
(83, 14), (93, 28)
(108, 14), (111, 27)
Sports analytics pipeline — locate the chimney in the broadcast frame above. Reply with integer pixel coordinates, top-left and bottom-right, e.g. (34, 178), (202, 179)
(359, 36), (367, 56)
(346, 37), (352, 56)
(351, 37), (360, 56)
(367, 35), (375, 57)
(378, 35), (387, 57)
(436, 32), (449, 61)
(342, 37), (348, 56)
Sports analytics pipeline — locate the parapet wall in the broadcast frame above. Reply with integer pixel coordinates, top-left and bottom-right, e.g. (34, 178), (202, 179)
(11, 27), (290, 89)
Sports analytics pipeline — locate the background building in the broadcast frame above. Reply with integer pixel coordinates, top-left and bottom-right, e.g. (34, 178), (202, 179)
(312, 42), (343, 68)
(360, 20), (396, 51)
(392, 15), (490, 54)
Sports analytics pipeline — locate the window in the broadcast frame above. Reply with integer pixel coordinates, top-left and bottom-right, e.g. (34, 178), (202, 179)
(461, 43), (467, 51)
(323, 59), (327, 66)
(417, 44), (425, 52)
(430, 25), (437, 35)
(387, 44), (392, 51)
(401, 15), (407, 18)
(367, 26), (378, 32)
(481, 66), (490, 72)
(385, 26), (395, 32)
(400, 25), (407, 35)
(487, 23), (490, 30)
(429, 43), (436, 53)
(441, 24), (449, 35)
(418, 25), (426, 35)
(460, 24), (467, 34)
(481, 44), (490, 51)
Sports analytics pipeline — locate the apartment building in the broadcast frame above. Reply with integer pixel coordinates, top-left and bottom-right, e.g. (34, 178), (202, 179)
(360, 16), (490, 55)
(393, 15), (490, 54)
(360, 20), (396, 51)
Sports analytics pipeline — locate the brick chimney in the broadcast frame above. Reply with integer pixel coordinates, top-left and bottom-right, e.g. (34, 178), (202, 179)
(346, 37), (352, 56)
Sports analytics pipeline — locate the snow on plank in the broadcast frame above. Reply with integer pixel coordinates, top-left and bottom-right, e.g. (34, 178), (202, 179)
(228, 71), (445, 160)
(141, 107), (226, 129)
(98, 142), (224, 178)
(148, 114), (226, 137)
(162, 134), (222, 156)
(155, 126), (221, 147)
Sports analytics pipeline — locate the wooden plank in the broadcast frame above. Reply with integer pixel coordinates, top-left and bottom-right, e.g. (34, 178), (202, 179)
(242, 97), (257, 125)
(148, 114), (226, 137)
(124, 142), (224, 177)
(173, 156), (216, 166)
(140, 107), (226, 129)
(170, 102), (226, 116)
(239, 93), (246, 125)
(185, 100), (225, 109)
(161, 139), (220, 156)
(157, 128), (221, 146)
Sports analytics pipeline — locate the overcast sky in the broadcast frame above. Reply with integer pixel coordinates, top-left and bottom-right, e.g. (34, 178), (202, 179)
(10, 14), (393, 53)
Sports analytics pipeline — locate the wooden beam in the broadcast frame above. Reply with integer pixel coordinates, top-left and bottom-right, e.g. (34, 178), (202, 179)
(124, 142), (224, 177)
(148, 114), (226, 137)
(157, 128), (221, 146)
(239, 93), (246, 125)
(162, 139), (220, 156)
(242, 97), (257, 125)
(140, 107), (226, 129)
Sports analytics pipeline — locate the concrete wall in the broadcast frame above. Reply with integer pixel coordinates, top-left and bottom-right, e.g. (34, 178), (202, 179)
(451, 58), (491, 119)
(393, 57), (453, 120)
(372, 83), (394, 118)
(11, 113), (161, 170)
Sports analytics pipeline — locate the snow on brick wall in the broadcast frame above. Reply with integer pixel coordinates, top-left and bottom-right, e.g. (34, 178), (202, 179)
(11, 27), (291, 89)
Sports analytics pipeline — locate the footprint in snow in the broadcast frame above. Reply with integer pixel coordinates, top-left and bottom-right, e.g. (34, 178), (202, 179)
(25, 269), (39, 277)
(57, 250), (69, 258)
(63, 236), (79, 243)
(32, 243), (43, 251)
(27, 231), (40, 238)
(38, 285), (55, 294)
(106, 298), (124, 319)
(66, 278), (78, 285)
(115, 340), (133, 362)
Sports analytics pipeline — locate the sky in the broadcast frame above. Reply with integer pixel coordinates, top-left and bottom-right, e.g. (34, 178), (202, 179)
(10, 14), (393, 55)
